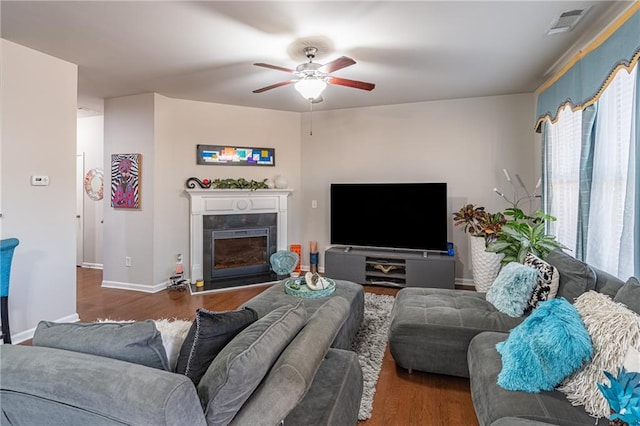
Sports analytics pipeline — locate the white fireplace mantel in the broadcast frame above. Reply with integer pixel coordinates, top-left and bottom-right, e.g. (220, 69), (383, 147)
(186, 188), (293, 282)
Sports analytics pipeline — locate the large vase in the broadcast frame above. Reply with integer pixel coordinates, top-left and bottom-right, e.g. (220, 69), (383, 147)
(469, 236), (504, 292)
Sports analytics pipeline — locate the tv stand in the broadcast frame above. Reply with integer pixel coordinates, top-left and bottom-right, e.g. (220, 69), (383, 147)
(324, 247), (454, 289)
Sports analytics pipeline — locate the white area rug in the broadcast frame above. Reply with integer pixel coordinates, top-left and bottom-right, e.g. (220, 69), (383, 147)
(352, 292), (395, 421)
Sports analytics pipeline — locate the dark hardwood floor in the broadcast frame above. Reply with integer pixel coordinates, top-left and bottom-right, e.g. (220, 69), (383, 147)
(75, 267), (480, 426)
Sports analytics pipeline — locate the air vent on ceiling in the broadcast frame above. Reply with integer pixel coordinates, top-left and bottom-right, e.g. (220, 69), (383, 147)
(547, 8), (590, 35)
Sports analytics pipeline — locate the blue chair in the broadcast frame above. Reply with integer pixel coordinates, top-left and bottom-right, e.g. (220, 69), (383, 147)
(1, 238), (19, 344)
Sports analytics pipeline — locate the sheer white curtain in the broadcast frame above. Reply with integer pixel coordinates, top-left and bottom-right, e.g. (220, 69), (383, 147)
(546, 106), (582, 255)
(585, 65), (637, 278)
(545, 64), (637, 279)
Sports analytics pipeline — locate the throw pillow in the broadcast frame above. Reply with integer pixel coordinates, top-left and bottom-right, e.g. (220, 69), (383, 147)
(496, 298), (592, 392)
(614, 276), (640, 315)
(175, 307), (258, 385)
(198, 301), (307, 426)
(545, 249), (597, 303)
(486, 262), (538, 317)
(153, 318), (192, 371)
(624, 345), (640, 372)
(33, 320), (169, 370)
(523, 252), (560, 314)
(557, 291), (640, 418)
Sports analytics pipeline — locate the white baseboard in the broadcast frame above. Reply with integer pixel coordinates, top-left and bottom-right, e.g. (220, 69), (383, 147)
(81, 262), (103, 269)
(102, 280), (168, 293)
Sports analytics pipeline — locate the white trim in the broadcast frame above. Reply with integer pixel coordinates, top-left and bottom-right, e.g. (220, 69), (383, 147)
(81, 262), (103, 270)
(101, 280), (168, 293)
(186, 189), (293, 283)
(190, 280), (277, 296)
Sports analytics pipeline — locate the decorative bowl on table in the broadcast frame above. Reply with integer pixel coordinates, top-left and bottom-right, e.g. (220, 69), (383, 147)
(270, 250), (299, 276)
(284, 276), (336, 298)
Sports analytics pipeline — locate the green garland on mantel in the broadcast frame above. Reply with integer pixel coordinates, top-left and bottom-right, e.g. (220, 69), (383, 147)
(185, 177), (269, 191)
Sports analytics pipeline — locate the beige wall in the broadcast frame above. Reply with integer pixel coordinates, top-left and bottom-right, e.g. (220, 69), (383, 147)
(1, 39), (78, 342)
(95, 92), (539, 289)
(102, 94), (156, 290)
(102, 94), (300, 291)
(299, 94), (538, 283)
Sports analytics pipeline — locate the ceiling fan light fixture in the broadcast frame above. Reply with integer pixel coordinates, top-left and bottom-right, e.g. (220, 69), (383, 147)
(295, 77), (327, 101)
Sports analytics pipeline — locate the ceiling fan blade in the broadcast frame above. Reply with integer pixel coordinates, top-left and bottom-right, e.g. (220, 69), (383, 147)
(327, 76), (375, 91)
(252, 80), (296, 93)
(254, 63), (295, 73)
(318, 56), (356, 74)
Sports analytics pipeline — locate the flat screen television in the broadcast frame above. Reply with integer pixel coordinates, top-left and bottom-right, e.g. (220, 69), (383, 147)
(330, 182), (448, 253)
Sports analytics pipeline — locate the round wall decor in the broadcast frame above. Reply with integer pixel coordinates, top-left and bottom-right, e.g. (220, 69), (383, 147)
(84, 168), (104, 201)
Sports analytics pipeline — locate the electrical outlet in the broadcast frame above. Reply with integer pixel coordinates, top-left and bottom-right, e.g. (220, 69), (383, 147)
(125, 256), (132, 267)
(177, 253), (183, 262)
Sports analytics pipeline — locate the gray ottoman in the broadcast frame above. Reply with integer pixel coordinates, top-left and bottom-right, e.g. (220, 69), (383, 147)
(241, 279), (364, 350)
(388, 287), (523, 377)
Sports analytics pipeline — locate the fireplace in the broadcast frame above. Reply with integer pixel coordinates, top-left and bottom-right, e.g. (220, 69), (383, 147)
(203, 213), (277, 285)
(211, 228), (271, 279)
(187, 189), (292, 291)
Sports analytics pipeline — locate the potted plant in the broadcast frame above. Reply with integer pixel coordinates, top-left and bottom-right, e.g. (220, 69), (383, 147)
(598, 366), (640, 426)
(453, 204), (506, 292)
(485, 207), (567, 264)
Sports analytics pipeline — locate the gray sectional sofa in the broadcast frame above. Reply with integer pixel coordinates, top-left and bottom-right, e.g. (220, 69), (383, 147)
(389, 248), (640, 426)
(1, 290), (364, 425)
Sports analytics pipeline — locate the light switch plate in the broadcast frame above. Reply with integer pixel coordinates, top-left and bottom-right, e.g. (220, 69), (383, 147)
(31, 175), (50, 186)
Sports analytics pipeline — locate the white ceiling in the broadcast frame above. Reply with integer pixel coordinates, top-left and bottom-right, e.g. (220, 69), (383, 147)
(1, 1), (634, 114)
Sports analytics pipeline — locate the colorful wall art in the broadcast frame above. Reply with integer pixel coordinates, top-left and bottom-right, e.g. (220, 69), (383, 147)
(111, 153), (141, 209)
(196, 144), (275, 166)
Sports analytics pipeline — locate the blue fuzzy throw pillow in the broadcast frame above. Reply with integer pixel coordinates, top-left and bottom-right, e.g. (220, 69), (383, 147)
(496, 298), (593, 392)
(486, 262), (538, 317)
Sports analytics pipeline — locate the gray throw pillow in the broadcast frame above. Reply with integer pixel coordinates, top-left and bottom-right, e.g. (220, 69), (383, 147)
(175, 307), (258, 385)
(545, 249), (596, 303)
(198, 300), (307, 426)
(614, 277), (640, 315)
(33, 320), (169, 370)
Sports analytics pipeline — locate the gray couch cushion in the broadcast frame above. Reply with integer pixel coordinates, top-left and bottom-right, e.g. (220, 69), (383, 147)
(468, 331), (609, 426)
(388, 288), (523, 377)
(32, 320), (169, 370)
(593, 266), (626, 298)
(0, 344), (206, 426)
(198, 300), (306, 426)
(284, 348), (363, 426)
(241, 279), (364, 349)
(545, 249), (597, 303)
(614, 276), (640, 315)
(230, 296), (351, 425)
(175, 307), (258, 385)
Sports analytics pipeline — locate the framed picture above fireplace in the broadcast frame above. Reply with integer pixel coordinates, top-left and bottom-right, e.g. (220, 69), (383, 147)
(196, 144), (275, 166)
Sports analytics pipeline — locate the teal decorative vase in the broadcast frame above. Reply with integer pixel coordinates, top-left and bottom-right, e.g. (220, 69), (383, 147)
(270, 250), (299, 278)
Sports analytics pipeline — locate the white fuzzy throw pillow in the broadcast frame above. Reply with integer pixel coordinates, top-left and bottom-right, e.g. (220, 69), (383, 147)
(96, 318), (192, 371)
(557, 291), (640, 418)
(624, 345), (640, 372)
(153, 318), (192, 371)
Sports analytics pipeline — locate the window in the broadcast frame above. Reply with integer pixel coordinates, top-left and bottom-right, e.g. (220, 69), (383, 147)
(544, 64), (637, 279)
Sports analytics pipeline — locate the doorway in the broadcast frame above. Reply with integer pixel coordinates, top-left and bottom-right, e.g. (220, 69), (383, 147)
(76, 153), (84, 266)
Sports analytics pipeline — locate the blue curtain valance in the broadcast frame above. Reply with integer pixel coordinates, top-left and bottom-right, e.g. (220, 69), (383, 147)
(535, 5), (640, 132)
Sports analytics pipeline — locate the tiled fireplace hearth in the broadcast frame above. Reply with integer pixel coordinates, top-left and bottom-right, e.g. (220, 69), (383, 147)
(187, 189), (292, 291)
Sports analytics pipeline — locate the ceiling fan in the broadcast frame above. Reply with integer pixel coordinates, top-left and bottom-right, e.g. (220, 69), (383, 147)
(252, 46), (376, 102)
